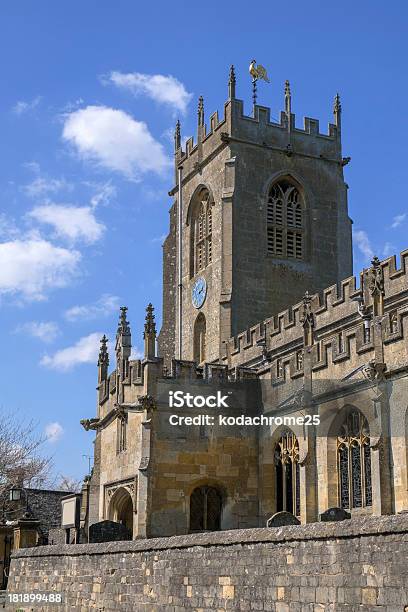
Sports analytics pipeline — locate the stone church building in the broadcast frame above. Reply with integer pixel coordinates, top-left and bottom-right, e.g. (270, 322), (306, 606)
(81, 67), (408, 539)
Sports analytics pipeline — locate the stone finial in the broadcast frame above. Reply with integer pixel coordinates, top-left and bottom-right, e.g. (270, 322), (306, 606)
(98, 335), (109, 366)
(115, 306), (131, 376)
(144, 303), (156, 359)
(300, 291), (315, 347)
(284, 79), (291, 115)
(97, 334), (109, 383)
(198, 96), (204, 128)
(228, 65), (236, 99)
(333, 93), (341, 128)
(144, 303), (156, 337)
(368, 255), (385, 316)
(117, 306), (130, 336)
(174, 119), (181, 152)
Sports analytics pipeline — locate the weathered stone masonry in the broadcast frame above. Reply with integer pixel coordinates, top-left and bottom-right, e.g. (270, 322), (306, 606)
(7, 515), (408, 611)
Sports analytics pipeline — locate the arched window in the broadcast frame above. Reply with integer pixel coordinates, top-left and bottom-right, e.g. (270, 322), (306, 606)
(267, 180), (304, 259)
(189, 485), (222, 532)
(117, 414), (127, 454)
(191, 189), (213, 275)
(193, 313), (206, 364)
(275, 430), (300, 516)
(337, 410), (372, 509)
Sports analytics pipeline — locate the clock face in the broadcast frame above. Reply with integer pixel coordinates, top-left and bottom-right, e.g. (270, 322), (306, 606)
(192, 276), (207, 309)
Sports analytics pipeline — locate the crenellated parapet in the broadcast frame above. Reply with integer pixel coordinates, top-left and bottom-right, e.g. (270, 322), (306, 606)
(170, 70), (344, 196)
(221, 251), (408, 377)
(160, 358), (259, 384)
(98, 358), (144, 407)
(97, 305), (161, 409)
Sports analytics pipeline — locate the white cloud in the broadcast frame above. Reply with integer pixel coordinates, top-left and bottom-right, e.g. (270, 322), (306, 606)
(15, 321), (60, 343)
(382, 242), (396, 258)
(12, 96), (42, 115)
(62, 105), (171, 180)
(107, 71), (193, 114)
(23, 176), (72, 198)
(0, 238), (81, 301)
(391, 213), (406, 229)
(23, 161), (41, 174)
(64, 294), (120, 322)
(45, 422), (64, 443)
(40, 332), (103, 371)
(353, 229), (374, 263)
(89, 181), (117, 208)
(0, 214), (19, 239)
(28, 204), (105, 245)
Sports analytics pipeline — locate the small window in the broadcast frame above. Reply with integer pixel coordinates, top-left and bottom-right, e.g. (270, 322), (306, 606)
(193, 313), (206, 364)
(189, 486), (222, 532)
(117, 415), (127, 454)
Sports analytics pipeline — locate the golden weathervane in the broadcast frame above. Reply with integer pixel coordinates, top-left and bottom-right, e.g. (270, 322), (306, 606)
(249, 59), (270, 106)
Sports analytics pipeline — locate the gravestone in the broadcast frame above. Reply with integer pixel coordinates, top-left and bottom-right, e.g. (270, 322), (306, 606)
(320, 507), (351, 522)
(89, 520), (132, 543)
(266, 511), (301, 528)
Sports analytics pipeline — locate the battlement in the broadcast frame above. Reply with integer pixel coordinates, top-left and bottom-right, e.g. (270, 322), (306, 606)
(171, 87), (343, 189)
(98, 358), (144, 406)
(156, 359), (258, 384)
(221, 250), (408, 370)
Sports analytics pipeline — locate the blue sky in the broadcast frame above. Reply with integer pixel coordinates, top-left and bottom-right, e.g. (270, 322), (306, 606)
(0, 1), (407, 483)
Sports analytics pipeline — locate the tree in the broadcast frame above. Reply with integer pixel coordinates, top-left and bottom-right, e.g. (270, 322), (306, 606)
(55, 474), (82, 493)
(0, 411), (52, 516)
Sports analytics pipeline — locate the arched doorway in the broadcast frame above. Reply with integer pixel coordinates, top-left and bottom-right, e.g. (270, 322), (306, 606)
(189, 485), (222, 532)
(108, 487), (134, 534)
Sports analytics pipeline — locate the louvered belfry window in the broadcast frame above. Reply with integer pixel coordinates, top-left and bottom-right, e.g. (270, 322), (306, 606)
(267, 181), (303, 259)
(193, 190), (213, 274)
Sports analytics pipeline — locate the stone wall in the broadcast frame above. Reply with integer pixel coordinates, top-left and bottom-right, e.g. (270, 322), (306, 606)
(7, 515), (408, 611)
(18, 489), (75, 543)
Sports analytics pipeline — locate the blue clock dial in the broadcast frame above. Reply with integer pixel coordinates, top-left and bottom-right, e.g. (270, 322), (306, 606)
(192, 276), (207, 308)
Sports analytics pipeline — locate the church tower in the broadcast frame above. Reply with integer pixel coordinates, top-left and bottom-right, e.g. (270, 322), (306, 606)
(158, 67), (352, 367)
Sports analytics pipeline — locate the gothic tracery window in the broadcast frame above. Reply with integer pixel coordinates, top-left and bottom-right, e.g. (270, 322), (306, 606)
(275, 431), (300, 516)
(337, 410), (372, 509)
(189, 485), (222, 532)
(267, 180), (304, 259)
(192, 189), (213, 275)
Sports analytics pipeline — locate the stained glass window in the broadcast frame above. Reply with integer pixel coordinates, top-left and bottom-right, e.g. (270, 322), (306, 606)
(337, 410), (372, 509)
(275, 431), (300, 516)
